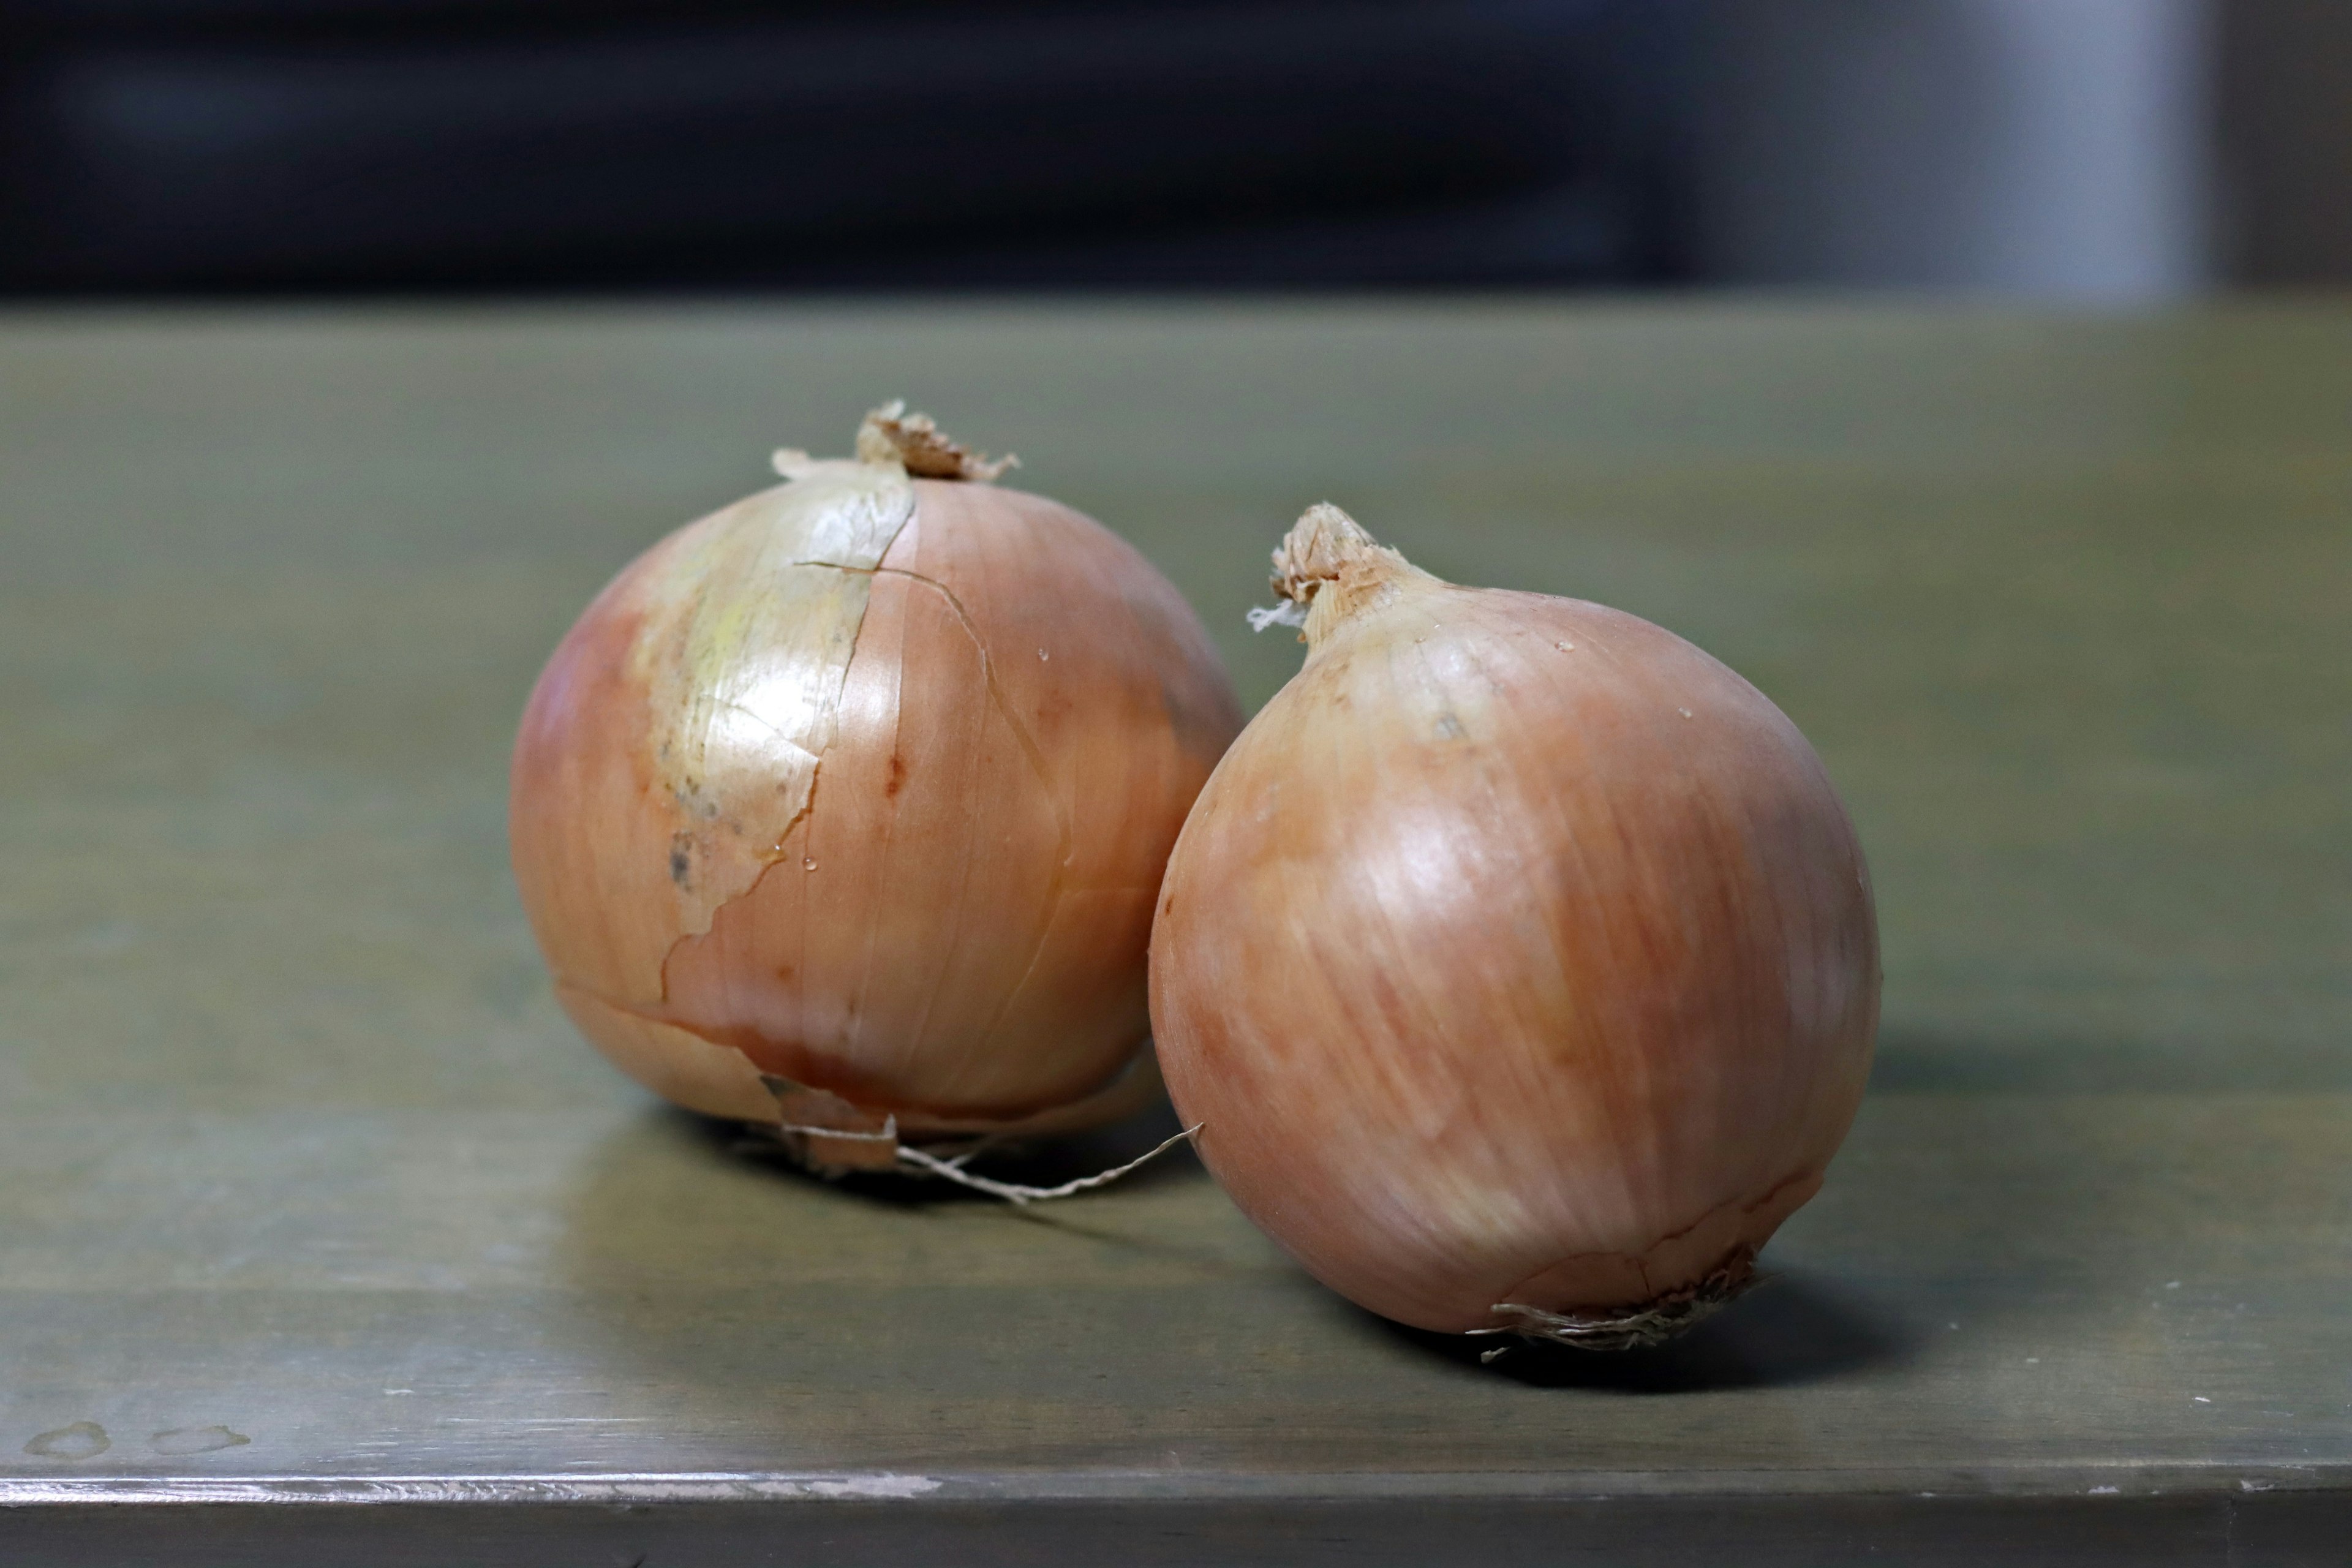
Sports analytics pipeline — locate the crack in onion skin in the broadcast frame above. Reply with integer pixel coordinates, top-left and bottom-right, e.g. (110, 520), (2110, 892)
(512, 426), (1242, 1147)
(1148, 505), (1877, 1340)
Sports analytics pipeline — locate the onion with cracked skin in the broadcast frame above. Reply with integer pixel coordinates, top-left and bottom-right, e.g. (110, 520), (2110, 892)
(1148, 505), (1878, 1348)
(512, 407), (1242, 1171)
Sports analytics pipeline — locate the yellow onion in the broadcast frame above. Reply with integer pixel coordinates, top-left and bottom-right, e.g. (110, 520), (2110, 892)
(1149, 505), (1877, 1346)
(512, 405), (1242, 1172)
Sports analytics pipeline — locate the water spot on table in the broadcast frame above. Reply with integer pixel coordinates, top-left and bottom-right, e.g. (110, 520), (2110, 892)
(25, 1422), (109, 1460)
(151, 1425), (251, 1457)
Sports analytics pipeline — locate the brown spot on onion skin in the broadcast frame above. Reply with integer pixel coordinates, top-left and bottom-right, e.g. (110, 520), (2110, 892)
(515, 458), (1242, 1136)
(1150, 508), (1877, 1338)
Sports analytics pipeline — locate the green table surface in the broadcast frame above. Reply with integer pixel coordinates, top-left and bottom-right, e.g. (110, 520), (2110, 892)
(2, 301), (2347, 1565)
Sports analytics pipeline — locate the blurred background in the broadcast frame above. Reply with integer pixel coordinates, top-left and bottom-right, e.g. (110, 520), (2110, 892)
(0, 0), (2345, 301)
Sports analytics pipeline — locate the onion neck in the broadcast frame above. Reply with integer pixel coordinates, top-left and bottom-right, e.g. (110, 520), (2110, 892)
(1271, 503), (1442, 649)
(853, 400), (1018, 481)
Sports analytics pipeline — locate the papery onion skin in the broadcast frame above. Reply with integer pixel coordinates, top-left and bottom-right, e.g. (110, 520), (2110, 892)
(512, 415), (1242, 1163)
(1148, 506), (1877, 1340)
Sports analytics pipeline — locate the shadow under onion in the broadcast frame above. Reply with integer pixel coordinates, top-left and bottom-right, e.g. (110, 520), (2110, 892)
(1367, 1270), (1915, 1392)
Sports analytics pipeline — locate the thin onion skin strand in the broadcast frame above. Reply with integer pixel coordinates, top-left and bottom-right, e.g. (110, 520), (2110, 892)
(1151, 561), (1877, 1338)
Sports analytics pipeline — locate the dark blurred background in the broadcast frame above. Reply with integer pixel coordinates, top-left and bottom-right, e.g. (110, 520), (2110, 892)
(1, 0), (2345, 299)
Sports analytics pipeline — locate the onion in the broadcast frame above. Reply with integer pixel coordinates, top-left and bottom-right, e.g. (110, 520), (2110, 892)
(1148, 505), (1878, 1346)
(512, 405), (1242, 1173)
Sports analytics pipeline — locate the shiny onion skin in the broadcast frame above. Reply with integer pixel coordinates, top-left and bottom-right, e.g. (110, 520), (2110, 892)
(513, 409), (1242, 1170)
(1149, 505), (1877, 1346)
